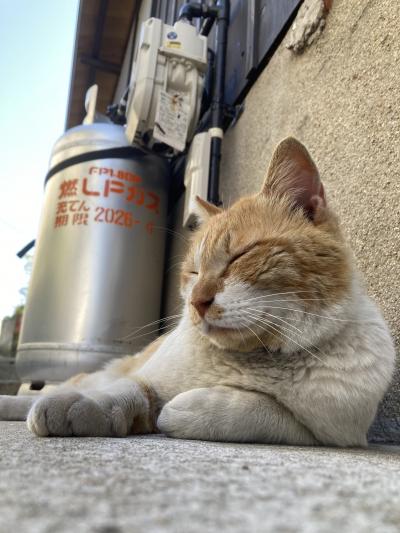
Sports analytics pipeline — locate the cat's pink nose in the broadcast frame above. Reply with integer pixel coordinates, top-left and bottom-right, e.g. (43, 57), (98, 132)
(191, 297), (214, 318)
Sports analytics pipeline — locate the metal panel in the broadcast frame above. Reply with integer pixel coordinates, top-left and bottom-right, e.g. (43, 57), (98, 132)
(225, 0), (302, 105)
(224, 0), (249, 106)
(152, 0), (186, 24)
(257, 0), (301, 63)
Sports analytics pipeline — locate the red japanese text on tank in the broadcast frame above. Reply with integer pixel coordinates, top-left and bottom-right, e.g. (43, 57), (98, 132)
(57, 170), (160, 214)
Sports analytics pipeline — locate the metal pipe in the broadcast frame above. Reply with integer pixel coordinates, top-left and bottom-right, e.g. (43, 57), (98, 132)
(200, 16), (215, 36)
(177, 0), (229, 205)
(207, 0), (230, 205)
(178, 2), (207, 21)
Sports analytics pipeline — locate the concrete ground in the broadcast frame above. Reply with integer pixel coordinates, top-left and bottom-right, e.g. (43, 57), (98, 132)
(2, 422), (400, 533)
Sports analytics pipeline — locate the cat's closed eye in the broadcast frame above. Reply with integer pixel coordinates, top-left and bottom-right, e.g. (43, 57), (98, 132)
(228, 249), (249, 265)
(268, 247), (288, 259)
(228, 241), (281, 267)
(228, 242), (263, 266)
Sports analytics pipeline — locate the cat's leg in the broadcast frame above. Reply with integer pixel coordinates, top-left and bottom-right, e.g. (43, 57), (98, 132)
(27, 377), (158, 437)
(26, 337), (165, 437)
(157, 386), (318, 445)
(0, 396), (37, 421)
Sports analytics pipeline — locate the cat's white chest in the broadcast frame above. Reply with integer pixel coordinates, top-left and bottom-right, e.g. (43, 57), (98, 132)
(135, 321), (224, 402)
(135, 319), (300, 402)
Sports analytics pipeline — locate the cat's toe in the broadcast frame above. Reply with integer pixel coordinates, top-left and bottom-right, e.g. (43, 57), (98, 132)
(157, 403), (185, 437)
(27, 399), (48, 436)
(157, 389), (208, 439)
(27, 392), (83, 437)
(27, 392), (128, 437)
(67, 397), (127, 437)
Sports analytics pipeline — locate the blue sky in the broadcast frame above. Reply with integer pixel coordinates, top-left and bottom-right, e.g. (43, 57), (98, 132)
(0, 0), (78, 319)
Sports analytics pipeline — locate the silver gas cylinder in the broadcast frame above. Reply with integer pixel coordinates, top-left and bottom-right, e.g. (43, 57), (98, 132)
(16, 122), (169, 383)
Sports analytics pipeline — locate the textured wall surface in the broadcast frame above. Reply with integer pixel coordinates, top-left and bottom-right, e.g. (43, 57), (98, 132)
(163, 0), (400, 441)
(217, 0), (400, 441)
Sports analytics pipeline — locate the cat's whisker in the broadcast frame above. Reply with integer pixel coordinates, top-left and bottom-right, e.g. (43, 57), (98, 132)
(123, 321), (178, 343)
(241, 322), (270, 353)
(169, 253), (187, 261)
(244, 311), (325, 357)
(153, 226), (190, 244)
(246, 308), (302, 333)
(253, 305), (373, 324)
(239, 299), (374, 325)
(238, 298), (328, 312)
(242, 310), (327, 366)
(241, 300), (367, 323)
(249, 310), (330, 357)
(257, 298), (327, 303)
(171, 302), (184, 314)
(235, 322), (248, 347)
(245, 310), (307, 343)
(125, 313), (182, 335)
(236, 294), (329, 311)
(235, 321), (260, 352)
(240, 320), (282, 363)
(238, 291), (317, 305)
(118, 314), (182, 340)
(239, 299), (329, 310)
(166, 261), (184, 274)
(247, 308), (305, 324)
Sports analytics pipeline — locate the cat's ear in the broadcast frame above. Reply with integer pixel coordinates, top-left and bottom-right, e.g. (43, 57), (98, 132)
(194, 196), (222, 224)
(262, 137), (326, 221)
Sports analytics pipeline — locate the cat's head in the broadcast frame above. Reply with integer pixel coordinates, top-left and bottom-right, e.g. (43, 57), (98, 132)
(181, 137), (352, 352)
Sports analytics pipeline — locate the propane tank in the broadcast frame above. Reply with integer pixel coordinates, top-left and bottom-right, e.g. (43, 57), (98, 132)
(16, 87), (170, 383)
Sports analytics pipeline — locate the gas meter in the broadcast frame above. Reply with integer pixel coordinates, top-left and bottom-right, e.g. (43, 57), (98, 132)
(125, 18), (208, 152)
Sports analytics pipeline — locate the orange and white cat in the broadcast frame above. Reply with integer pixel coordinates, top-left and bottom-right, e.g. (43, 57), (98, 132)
(4, 138), (395, 446)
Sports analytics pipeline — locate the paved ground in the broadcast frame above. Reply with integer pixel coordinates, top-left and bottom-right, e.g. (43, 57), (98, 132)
(2, 423), (400, 533)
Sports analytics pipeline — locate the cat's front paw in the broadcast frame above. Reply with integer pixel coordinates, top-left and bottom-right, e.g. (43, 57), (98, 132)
(157, 388), (211, 439)
(27, 391), (128, 437)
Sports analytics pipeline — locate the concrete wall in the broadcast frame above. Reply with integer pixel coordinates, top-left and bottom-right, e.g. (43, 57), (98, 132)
(164, 0), (400, 442)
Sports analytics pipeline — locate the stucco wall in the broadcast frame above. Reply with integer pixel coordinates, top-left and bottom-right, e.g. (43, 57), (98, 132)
(216, 0), (400, 441)
(163, 0), (400, 441)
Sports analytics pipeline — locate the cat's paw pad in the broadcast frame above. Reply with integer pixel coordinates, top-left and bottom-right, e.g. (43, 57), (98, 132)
(27, 392), (128, 437)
